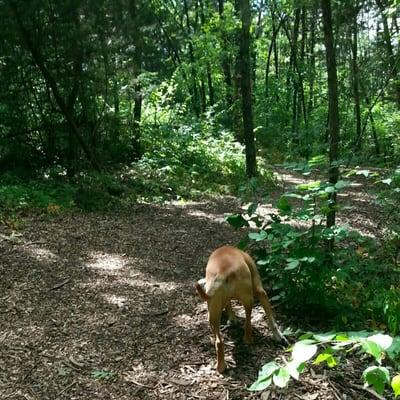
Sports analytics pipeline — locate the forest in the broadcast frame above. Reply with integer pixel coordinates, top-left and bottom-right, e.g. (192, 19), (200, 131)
(0, 0), (400, 399)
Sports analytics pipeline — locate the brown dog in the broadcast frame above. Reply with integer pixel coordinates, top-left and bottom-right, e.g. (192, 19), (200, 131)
(196, 246), (287, 373)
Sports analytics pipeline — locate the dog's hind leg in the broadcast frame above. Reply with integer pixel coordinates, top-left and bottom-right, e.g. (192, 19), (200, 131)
(242, 299), (254, 344)
(209, 306), (226, 373)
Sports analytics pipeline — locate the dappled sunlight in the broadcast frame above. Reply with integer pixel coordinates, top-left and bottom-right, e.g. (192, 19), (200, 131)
(185, 209), (226, 223)
(102, 294), (128, 307)
(23, 245), (59, 263)
(86, 251), (127, 272)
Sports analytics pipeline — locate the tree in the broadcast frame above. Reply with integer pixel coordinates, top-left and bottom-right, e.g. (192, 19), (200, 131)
(321, 0), (340, 235)
(239, 0), (257, 178)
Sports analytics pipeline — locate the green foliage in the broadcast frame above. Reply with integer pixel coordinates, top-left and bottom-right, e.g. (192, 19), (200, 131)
(250, 331), (400, 398)
(227, 172), (399, 332)
(90, 370), (116, 380)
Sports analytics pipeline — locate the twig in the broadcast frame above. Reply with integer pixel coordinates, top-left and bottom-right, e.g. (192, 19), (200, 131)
(50, 279), (70, 291)
(327, 378), (343, 400)
(23, 364), (36, 381)
(56, 381), (76, 398)
(347, 382), (386, 400)
(126, 378), (156, 390)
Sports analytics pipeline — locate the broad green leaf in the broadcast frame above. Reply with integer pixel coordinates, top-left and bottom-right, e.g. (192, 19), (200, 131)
(259, 361), (280, 379)
(324, 185), (335, 193)
(277, 197), (292, 214)
(357, 169), (371, 177)
(361, 340), (383, 363)
(368, 334), (393, 350)
(248, 230), (268, 242)
(247, 202), (258, 215)
(286, 259), (300, 270)
(382, 178), (392, 185)
(225, 214), (249, 229)
(273, 367), (291, 388)
(248, 376), (272, 391)
(392, 374), (400, 398)
(387, 337), (400, 361)
(292, 341), (318, 363)
(335, 180), (348, 190)
(362, 366), (390, 395)
(285, 360), (305, 380)
(313, 332), (336, 342)
(313, 348), (337, 368)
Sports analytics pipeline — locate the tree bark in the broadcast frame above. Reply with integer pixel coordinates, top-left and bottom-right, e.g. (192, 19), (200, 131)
(218, 0), (233, 109)
(351, 4), (362, 151)
(321, 0), (340, 236)
(239, 0), (257, 178)
(375, 0), (400, 109)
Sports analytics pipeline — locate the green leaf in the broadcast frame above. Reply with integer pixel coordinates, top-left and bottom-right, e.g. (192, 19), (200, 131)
(335, 180), (348, 190)
(277, 196), (291, 214)
(368, 334), (393, 350)
(387, 337), (400, 361)
(324, 185), (335, 193)
(273, 367), (291, 388)
(225, 214), (249, 229)
(392, 374), (400, 398)
(248, 377), (272, 391)
(247, 202), (258, 215)
(259, 361), (280, 378)
(382, 178), (392, 185)
(357, 169), (371, 177)
(248, 230), (268, 242)
(313, 332), (336, 342)
(285, 360), (305, 380)
(313, 348), (337, 368)
(361, 340), (383, 363)
(91, 370), (115, 380)
(362, 366), (390, 395)
(286, 259), (300, 270)
(292, 341), (318, 363)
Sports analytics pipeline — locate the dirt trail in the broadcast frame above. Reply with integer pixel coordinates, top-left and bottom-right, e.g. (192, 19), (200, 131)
(0, 171), (382, 400)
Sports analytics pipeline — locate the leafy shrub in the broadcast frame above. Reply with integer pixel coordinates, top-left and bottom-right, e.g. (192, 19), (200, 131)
(250, 331), (400, 398)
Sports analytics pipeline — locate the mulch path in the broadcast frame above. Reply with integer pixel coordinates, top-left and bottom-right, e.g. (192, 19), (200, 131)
(0, 170), (387, 399)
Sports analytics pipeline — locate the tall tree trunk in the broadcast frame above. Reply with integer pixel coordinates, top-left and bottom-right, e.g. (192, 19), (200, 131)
(218, 0), (233, 109)
(290, 8), (301, 139)
(376, 0), (400, 109)
(183, 0), (200, 117)
(307, 7), (316, 116)
(321, 0), (340, 237)
(239, 0), (257, 178)
(351, 4), (362, 151)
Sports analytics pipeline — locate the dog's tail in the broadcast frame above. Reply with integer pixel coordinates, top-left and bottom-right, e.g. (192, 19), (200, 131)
(195, 279), (210, 301)
(195, 277), (224, 301)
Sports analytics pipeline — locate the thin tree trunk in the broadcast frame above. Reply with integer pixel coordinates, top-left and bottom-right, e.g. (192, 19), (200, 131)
(321, 0), (340, 238)
(218, 0), (233, 109)
(183, 0), (200, 117)
(376, 0), (400, 109)
(351, 4), (362, 151)
(239, 0), (257, 178)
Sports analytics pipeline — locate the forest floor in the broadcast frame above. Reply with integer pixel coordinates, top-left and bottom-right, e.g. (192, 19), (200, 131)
(0, 168), (387, 400)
